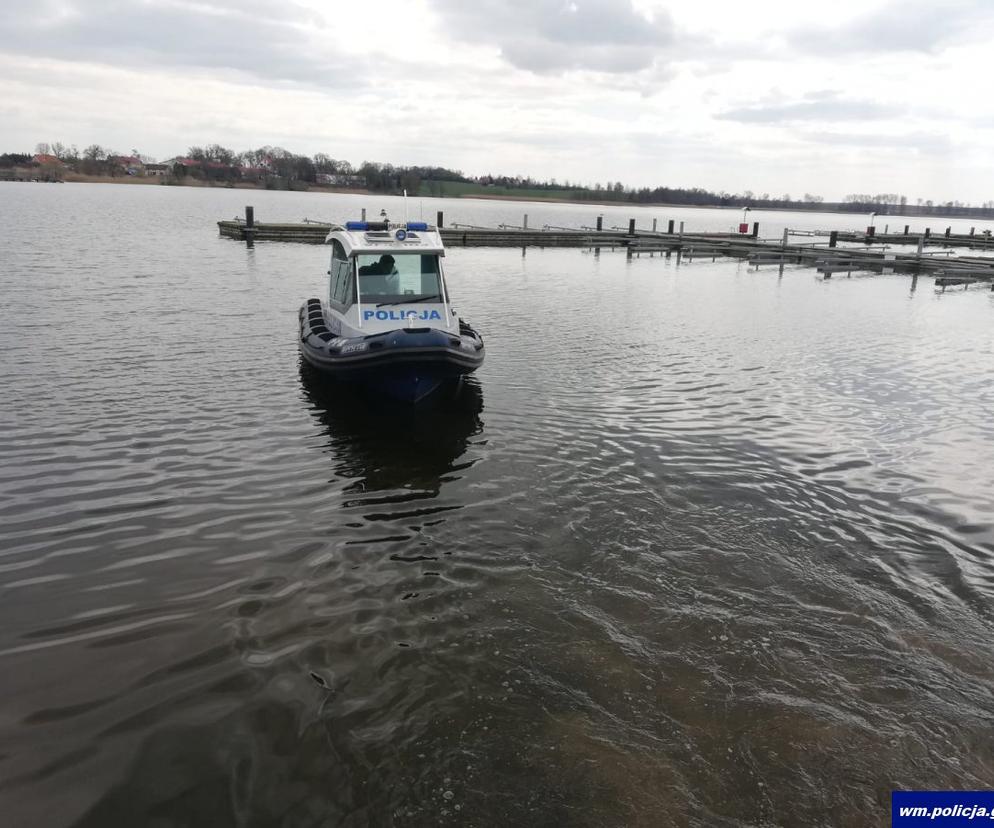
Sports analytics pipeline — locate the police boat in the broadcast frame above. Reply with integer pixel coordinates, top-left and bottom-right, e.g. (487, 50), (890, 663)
(298, 220), (485, 402)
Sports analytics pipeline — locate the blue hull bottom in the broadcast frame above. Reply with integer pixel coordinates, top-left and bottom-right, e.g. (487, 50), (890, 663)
(301, 357), (469, 402)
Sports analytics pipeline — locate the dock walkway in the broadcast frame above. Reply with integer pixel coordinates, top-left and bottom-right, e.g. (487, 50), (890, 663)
(216, 213), (994, 289)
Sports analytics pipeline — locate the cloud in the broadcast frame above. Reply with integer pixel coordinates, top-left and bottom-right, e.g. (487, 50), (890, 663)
(430, 0), (679, 75)
(799, 131), (952, 153)
(717, 98), (904, 124)
(786, 0), (993, 55)
(0, 0), (357, 85)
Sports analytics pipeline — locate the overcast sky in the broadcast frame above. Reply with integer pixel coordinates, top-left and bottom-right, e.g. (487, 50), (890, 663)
(1, 0), (992, 202)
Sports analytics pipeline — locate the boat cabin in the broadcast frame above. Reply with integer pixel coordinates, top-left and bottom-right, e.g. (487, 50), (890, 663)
(325, 221), (452, 330)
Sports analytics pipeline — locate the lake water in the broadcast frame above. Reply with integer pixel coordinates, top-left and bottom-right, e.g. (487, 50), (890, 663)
(1, 183), (993, 827)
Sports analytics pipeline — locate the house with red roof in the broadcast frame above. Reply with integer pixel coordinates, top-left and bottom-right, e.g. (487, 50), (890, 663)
(108, 155), (144, 175)
(32, 154), (65, 166)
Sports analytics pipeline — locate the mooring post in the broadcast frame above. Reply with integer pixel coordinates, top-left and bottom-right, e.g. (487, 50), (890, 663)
(866, 226), (876, 239)
(884, 224), (889, 234)
(917, 235), (925, 255)
(970, 227), (976, 236)
(523, 213), (528, 230)
(924, 228), (931, 239)
(361, 208), (367, 222)
(628, 218), (636, 235)
(904, 224), (910, 235)
(596, 215), (603, 231)
(781, 228), (789, 248)
(244, 205), (255, 246)
(652, 218), (658, 232)
(667, 219), (675, 234)
(829, 230), (838, 248)
(436, 211), (444, 228)
(752, 221), (759, 238)
(945, 227), (951, 238)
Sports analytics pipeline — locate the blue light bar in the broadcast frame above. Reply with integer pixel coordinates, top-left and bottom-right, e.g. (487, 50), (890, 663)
(406, 222), (428, 231)
(345, 221), (368, 231)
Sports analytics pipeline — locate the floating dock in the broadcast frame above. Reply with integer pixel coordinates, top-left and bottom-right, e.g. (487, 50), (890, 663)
(217, 209), (994, 289)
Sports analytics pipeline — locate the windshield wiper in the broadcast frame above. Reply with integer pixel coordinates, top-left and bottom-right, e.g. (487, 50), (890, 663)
(376, 295), (440, 307)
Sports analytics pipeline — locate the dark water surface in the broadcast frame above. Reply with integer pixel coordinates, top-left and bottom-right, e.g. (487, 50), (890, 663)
(2, 184), (994, 827)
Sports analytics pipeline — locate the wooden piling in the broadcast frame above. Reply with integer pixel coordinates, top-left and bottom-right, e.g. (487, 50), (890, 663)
(945, 227), (952, 238)
(596, 215), (603, 231)
(752, 221), (759, 238)
(523, 214), (528, 230)
(244, 205), (255, 246)
(829, 230), (838, 248)
(437, 211), (444, 228)
(668, 219), (675, 234)
(652, 218), (657, 232)
(628, 218), (636, 235)
(925, 228), (931, 238)
(904, 224), (910, 235)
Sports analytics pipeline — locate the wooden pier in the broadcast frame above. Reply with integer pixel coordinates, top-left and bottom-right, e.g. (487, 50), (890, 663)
(216, 209), (994, 289)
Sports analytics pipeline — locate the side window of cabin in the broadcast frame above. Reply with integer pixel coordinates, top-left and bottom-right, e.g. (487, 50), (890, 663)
(338, 261), (354, 304)
(334, 260), (352, 304)
(330, 241), (351, 306)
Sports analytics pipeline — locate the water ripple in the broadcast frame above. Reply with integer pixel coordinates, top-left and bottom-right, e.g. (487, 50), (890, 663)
(1, 186), (993, 826)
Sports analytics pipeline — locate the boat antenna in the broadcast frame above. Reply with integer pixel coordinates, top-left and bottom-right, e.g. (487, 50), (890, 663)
(403, 189), (409, 225)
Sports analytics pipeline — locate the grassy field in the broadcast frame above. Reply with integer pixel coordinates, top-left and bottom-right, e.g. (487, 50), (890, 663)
(417, 181), (592, 201)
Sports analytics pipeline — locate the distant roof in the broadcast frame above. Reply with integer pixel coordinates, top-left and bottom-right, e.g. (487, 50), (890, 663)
(32, 154), (63, 165)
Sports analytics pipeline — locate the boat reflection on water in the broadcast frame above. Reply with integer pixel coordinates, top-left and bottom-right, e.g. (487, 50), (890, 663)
(70, 372), (485, 828)
(298, 361), (485, 494)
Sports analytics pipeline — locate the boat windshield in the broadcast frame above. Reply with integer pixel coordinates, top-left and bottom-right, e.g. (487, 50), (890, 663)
(355, 253), (444, 304)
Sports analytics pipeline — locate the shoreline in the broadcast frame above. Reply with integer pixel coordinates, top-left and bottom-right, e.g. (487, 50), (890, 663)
(53, 173), (371, 196)
(6, 176), (993, 222)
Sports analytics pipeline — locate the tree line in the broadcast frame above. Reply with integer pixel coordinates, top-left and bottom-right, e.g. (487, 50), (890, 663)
(5, 140), (994, 217)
